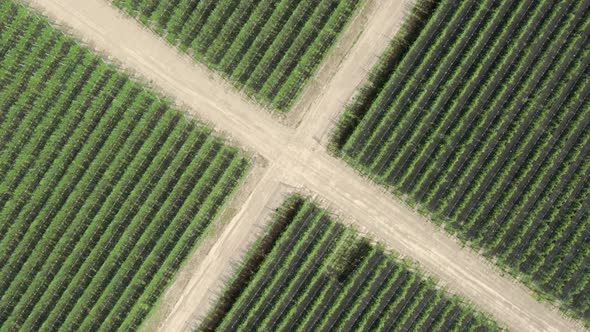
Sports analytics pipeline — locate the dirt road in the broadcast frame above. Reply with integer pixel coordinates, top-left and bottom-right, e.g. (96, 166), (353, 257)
(23, 0), (584, 331)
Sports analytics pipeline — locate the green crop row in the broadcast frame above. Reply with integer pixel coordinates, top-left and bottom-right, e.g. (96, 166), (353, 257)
(111, 0), (362, 112)
(201, 195), (499, 331)
(331, 0), (590, 324)
(0, 2), (248, 330)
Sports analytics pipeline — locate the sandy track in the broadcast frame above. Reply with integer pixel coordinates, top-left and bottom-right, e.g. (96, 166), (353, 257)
(145, 166), (287, 331)
(23, 0), (584, 331)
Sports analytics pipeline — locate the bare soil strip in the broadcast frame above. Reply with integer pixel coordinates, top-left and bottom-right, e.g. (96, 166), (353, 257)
(23, 0), (584, 331)
(147, 166), (287, 332)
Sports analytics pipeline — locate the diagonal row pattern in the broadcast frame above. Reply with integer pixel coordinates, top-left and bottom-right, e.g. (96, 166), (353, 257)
(0, 2), (247, 330)
(112, 0), (362, 111)
(21, 0), (585, 330)
(202, 196), (499, 331)
(334, 0), (590, 322)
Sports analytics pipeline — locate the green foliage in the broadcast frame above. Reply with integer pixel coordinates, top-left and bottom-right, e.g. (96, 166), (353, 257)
(331, 0), (590, 324)
(0, 2), (248, 330)
(202, 195), (500, 331)
(113, 0), (363, 112)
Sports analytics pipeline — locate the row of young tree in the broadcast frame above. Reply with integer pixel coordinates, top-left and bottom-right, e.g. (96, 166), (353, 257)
(202, 195), (499, 331)
(332, 0), (590, 323)
(112, 0), (361, 111)
(0, 2), (248, 330)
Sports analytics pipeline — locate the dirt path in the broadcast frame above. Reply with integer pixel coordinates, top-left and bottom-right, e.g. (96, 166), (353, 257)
(143, 166), (289, 332)
(295, 0), (413, 145)
(23, 0), (584, 331)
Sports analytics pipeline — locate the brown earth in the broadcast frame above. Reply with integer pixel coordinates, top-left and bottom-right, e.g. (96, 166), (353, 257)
(23, 0), (585, 331)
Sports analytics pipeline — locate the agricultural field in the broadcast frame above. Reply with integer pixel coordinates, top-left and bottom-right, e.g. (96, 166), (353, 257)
(111, 0), (362, 112)
(201, 195), (499, 331)
(332, 0), (590, 322)
(0, 1), (247, 330)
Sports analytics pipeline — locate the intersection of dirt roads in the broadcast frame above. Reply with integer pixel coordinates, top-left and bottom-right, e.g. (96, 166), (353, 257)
(23, 0), (585, 331)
